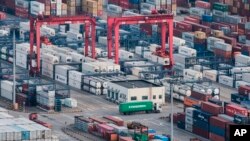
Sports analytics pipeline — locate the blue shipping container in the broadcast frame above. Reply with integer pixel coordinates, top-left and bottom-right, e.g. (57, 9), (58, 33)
(234, 114), (249, 124)
(177, 121), (185, 130)
(129, 0), (140, 4)
(241, 101), (250, 109)
(231, 93), (248, 104)
(193, 119), (209, 131)
(154, 135), (169, 141)
(148, 129), (156, 134)
(202, 15), (213, 22)
(193, 110), (212, 123)
(210, 125), (225, 137)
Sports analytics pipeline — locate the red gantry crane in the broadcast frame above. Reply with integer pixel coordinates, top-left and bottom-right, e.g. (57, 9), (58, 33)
(29, 15), (96, 75)
(107, 13), (174, 68)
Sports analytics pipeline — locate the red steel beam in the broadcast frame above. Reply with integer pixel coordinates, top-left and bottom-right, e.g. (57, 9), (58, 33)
(29, 16), (96, 75)
(107, 14), (174, 67)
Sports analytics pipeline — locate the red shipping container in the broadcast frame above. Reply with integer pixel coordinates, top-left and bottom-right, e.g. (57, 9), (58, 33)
(173, 29), (183, 38)
(225, 104), (248, 116)
(103, 116), (124, 126)
(193, 126), (209, 139)
(89, 117), (107, 124)
(210, 116), (229, 129)
(0, 12), (6, 20)
(119, 136), (134, 141)
(195, 0), (211, 9)
(175, 22), (192, 31)
(214, 49), (232, 59)
(219, 36), (237, 47)
(191, 90), (211, 101)
(201, 102), (223, 115)
(209, 133), (225, 141)
(184, 16), (200, 24)
(211, 22), (230, 30)
(173, 113), (186, 123)
(238, 85), (250, 96)
(140, 24), (152, 35)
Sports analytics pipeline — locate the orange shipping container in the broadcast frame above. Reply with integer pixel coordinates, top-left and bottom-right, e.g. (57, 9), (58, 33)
(184, 96), (201, 107)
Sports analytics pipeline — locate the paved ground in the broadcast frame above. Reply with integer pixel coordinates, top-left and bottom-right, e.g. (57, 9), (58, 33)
(8, 81), (236, 141)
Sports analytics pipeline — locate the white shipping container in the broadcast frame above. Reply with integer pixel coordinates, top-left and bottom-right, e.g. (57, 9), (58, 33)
(119, 50), (134, 59)
(107, 4), (122, 14)
(235, 81), (250, 89)
(185, 107), (196, 117)
(235, 54), (250, 66)
(42, 53), (59, 64)
(178, 46), (197, 57)
(214, 42), (232, 51)
(64, 98), (77, 108)
(41, 26), (55, 36)
(173, 37), (186, 46)
(68, 79), (82, 89)
(82, 63), (100, 73)
(183, 69), (203, 81)
(141, 3), (155, 11)
(219, 75), (234, 87)
(190, 7), (205, 17)
(242, 73), (250, 83)
(182, 32), (195, 42)
(42, 68), (54, 78)
(55, 73), (68, 84)
(66, 30), (82, 41)
(90, 87), (102, 95)
(203, 70), (217, 81)
(30, 1), (45, 15)
(69, 70), (83, 82)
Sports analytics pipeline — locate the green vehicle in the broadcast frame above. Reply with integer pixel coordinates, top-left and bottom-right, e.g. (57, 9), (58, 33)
(119, 101), (162, 115)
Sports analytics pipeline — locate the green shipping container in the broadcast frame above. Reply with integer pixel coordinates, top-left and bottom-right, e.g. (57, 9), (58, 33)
(213, 3), (229, 12)
(119, 101), (153, 114)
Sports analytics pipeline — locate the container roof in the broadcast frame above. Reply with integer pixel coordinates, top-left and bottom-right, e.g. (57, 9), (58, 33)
(111, 80), (160, 89)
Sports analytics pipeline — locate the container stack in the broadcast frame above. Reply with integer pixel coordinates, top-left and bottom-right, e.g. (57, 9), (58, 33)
(36, 90), (55, 111)
(176, 100), (249, 141)
(15, 0), (29, 18)
(30, 1), (45, 16)
(83, 77), (103, 95)
(0, 80), (13, 101)
(74, 115), (170, 141)
(37, 0), (51, 16)
(67, 0), (76, 15)
(68, 70), (83, 89)
(55, 65), (78, 84)
(16, 43), (36, 70)
(42, 53), (59, 79)
(82, 0), (103, 17)
(231, 85), (250, 109)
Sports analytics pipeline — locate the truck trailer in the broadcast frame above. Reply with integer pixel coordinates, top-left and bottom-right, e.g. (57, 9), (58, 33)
(119, 101), (162, 115)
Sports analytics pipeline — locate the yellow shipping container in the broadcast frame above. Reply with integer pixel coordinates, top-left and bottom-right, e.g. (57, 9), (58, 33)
(194, 31), (206, 39)
(213, 30), (224, 38)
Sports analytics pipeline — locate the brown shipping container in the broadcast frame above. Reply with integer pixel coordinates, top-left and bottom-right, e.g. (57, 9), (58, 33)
(191, 90), (211, 101)
(174, 112), (185, 123)
(214, 49), (232, 59)
(103, 116), (124, 126)
(173, 29), (183, 38)
(209, 133), (225, 141)
(210, 116), (229, 129)
(193, 126), (209, 139)
(184, 16), (200, 24)
(184, 96), (201, 107)
(238, 85), (250, 96)
(119, 136), (134, 141)
(201, 102), (223, 115)
(219, 36), (237, 47)
(175, 22), (192, 31)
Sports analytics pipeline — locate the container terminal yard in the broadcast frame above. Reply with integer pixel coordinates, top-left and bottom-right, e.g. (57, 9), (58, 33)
(0, 0), (250, 141)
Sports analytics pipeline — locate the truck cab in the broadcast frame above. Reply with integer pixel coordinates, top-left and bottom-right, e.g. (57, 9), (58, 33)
(154, 103), (162, 113)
